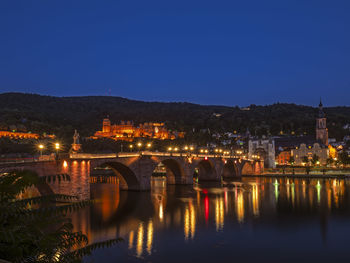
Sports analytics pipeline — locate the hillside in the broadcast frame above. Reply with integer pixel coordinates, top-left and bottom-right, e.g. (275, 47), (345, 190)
(0, 93), (349, 142)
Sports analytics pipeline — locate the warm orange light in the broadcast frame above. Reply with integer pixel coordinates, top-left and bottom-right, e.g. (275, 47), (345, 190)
(55, 143), (60, 150)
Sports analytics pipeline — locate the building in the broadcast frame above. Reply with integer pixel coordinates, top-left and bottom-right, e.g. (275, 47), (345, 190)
(248, 139), (276, 168)
(276, 150), (291, 165)
(275, 100), (331, 166)
(0, 131), (39, 139)
(291, 143), (328, 165)
(94, 118), (184, 141)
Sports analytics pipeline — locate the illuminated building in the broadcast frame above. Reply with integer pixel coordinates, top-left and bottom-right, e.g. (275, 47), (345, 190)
(0, 130), (39, 139)
(291, 143), (328, 165)
(276, 150), (291, 165)
(275, 100), (331, 165)
(93, 117), (184, 141)
(248, 139), (276, 168)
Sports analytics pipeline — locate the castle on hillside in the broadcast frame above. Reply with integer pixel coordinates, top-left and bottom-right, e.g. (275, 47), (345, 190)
(93, 118), (185, 141)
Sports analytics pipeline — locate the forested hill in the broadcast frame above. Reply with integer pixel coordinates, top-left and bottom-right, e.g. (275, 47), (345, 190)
(0, 92), (350, 141)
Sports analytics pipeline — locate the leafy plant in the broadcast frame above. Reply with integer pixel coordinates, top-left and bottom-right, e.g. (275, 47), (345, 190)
(311, 154), (319, 166)
(0, 170), (121, 263)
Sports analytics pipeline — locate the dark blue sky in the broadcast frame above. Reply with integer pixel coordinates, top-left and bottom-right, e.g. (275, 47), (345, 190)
(0, 0), (349, 106)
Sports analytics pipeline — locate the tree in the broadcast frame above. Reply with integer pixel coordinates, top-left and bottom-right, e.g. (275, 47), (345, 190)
(289, 156), (295, 166)
(339, 151), (350, 166)
(311, 154), (319, 166)
(289, 156), (295, 174)
(326, 157), (334, 167)
(302, 156), (309, 165)
(0, 170), (121, 263)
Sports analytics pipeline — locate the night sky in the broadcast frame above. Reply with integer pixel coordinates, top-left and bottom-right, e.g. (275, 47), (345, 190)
(0, 0), (349, 106)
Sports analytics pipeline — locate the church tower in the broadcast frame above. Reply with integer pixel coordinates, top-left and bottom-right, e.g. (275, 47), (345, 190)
(316, 99), (328, 145)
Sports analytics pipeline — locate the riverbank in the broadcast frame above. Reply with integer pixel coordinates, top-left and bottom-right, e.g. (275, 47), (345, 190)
(247, 173), (350, 179)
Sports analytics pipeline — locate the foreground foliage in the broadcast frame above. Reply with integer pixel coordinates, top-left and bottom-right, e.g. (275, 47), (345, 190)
(0, 170), (121, 263)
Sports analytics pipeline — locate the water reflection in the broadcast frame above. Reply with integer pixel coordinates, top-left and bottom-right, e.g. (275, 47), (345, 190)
(69, 176), (350, 263)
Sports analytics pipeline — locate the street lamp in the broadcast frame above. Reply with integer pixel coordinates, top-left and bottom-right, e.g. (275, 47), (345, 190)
(174, 147), (178, 152)
(147, 143), (152, 149)
(54, 142), (60, 156)
(38, 144), (44, 156)
(168, 147), (172, 152)
(137, 142), (142, 151)
(129, 144), (133, 152)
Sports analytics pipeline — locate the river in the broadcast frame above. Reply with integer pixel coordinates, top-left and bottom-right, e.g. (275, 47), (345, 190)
(72, 177), (350, 263)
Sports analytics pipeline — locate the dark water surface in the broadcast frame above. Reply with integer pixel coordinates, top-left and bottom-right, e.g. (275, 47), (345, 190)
(75, 177), (350, 263)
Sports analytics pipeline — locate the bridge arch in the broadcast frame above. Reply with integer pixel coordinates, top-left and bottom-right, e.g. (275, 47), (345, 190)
(222, 160), (239, 178)
(151, 157), (186, 185)
(195, 159), (218, 181)
(241, 161), (254, 175)
(101, 161), (141, 191)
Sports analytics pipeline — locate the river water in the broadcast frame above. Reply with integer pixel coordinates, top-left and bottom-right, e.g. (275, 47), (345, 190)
(74, 177), (350, 263)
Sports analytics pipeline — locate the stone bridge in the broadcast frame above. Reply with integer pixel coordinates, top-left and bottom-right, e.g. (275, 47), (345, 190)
(0, 151), (263, 193)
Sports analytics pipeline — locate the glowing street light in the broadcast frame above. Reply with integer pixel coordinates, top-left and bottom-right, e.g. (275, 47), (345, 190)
(147, 143), (152, 148)
(129, 144), (133, 152)
(190, 146), (194, 151)
(38, 144), (44, 156)
(54, 142), (60, 156)
(184, 146), (189, 151)
(174, 147), (178, 152)
(168, 147), (173, 152)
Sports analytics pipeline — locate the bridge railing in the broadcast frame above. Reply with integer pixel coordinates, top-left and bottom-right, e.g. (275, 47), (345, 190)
(0, 155), (55, 164)
(70, 151), (255, 161)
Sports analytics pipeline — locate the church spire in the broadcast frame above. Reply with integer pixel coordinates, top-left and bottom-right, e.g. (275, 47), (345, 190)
(318, 97), (325, 118)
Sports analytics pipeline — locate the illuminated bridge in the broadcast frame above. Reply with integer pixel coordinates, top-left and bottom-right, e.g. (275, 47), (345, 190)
(0, 151), (263, 193)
